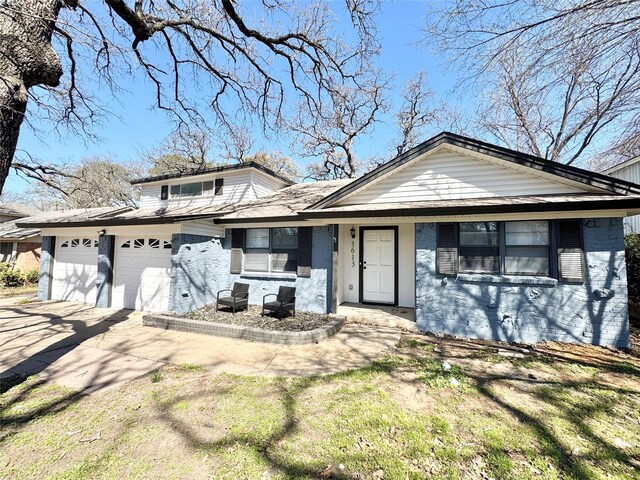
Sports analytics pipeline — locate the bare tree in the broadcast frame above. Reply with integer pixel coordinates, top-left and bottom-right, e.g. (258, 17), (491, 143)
(392, 70), (441, 156)
(290, 71), (390, 180)
(243, 150), (301, 183)
(143, 127), (213, 176)
(428, 0), (640, 164)
(31, 155), (141, 209)
(0, 0), (380, 193)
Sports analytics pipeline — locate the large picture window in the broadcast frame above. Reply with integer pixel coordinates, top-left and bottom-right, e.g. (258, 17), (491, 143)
(438, 220), (556, 277)
(245, 228), (298, 273)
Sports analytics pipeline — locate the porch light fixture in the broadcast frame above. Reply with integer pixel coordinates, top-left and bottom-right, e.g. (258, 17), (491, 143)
(97, 229), (106, 236)
(350, 227), (356, 239)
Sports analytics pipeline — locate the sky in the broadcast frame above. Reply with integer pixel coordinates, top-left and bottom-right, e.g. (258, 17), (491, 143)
(7, 1), (463, 196)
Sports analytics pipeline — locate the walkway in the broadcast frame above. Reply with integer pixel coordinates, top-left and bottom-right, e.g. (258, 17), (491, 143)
(0, 298), (400, 393)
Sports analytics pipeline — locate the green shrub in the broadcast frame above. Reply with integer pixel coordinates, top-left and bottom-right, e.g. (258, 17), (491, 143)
(25, 268), (39, 284)
(0, 262), (10, 275)
(625, 233), (640, 307)
(1, 269), (25, 287)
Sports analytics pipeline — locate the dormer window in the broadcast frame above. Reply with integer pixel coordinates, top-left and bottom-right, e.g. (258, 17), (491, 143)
(167, 179), (223, 198)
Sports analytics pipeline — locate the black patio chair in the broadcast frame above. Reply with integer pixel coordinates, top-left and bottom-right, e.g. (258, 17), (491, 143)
(262, 286), (296, 319)
(216, 282), (250, 313)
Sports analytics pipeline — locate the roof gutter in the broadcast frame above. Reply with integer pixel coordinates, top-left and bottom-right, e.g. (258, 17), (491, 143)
(300, 197), (640, 219)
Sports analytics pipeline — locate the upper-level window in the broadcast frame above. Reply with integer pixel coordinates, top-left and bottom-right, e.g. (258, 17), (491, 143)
(167, 178), (224, 198)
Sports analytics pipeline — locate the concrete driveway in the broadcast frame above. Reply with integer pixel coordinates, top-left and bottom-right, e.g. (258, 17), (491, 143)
(0, 298), (400, 393)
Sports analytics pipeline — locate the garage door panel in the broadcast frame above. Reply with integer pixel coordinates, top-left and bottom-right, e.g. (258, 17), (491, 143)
(52, 237), (98, 305)
(113, 237), (172, 312)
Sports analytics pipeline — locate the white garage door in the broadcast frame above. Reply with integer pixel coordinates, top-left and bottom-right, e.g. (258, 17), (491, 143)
(112, 237), (172, 312)
(52, 237), (98, 304)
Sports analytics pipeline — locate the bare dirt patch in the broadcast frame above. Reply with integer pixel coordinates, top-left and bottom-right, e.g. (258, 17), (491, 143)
(181, 304), (333, 332)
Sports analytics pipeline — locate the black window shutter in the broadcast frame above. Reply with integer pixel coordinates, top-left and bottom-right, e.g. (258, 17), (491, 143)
(230, 228), (245, 274)
(160, 185), (168, 200)
(215, 178), (224, 195)
(297, 227), (312, 277)
(557, 220), (584, 283)
(437, 223), (458, 276)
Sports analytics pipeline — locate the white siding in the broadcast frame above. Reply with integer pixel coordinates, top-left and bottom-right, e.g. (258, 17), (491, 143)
(339, 150), (584, 206)
(181, 220), (225, 238)
(252, 171), (286, 198)
(609, 164), (640, 233)
(139, 171), (255, 210)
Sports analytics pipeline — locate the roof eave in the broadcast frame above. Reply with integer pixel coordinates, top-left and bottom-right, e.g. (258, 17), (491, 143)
(301, 197), (640, 219)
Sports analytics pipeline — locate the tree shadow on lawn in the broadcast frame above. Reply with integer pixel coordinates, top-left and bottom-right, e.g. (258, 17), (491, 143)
(149, 354), (640, 479)
(0, 303), (140, 445)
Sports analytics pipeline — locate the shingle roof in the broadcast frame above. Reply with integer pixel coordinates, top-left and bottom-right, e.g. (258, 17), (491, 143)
(216, 179), (354, 223)
(0, 203), (40, 218)
(16, 206), (134, 228)
(130, 161), (293, 186)
(0, 219), (40, 240)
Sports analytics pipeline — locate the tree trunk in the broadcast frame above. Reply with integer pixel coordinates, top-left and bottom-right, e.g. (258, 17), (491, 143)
(0, 0), (65, 194)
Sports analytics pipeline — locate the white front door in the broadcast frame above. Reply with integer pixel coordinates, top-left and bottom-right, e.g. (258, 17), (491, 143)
(362, 229), (395, 304)
(112, 237), (172, 312)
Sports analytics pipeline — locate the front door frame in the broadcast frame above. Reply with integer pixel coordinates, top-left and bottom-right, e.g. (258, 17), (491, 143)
(359, 226), (399, 306)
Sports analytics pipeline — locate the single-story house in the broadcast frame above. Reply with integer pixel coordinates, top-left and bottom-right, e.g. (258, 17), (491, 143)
(0, 203), (41, 271)
(19, 133), (640, 348)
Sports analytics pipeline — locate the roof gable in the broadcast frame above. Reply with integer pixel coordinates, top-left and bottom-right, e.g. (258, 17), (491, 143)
(310, 132), (640, 210)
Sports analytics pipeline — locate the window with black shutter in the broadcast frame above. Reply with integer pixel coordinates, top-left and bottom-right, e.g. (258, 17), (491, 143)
(160, 185), (169, 200)
(557, 220), (584, 283)
(215, 178), (224, 195)
(437, 223), (458, 276)
(230, 229), (245, 274)
(297, 227), (312, 277)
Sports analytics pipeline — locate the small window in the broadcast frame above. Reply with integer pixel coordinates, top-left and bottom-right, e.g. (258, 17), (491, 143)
(459, 222), (499, 274)
(149, 238), (160, 249)
(163, 240), (172, 249)
(82, 238), (92, 247)
(215, 178), (224, 195)
(170, 185), (181, 198)
(71, 239), (80, 247)
(0, 243), (13, 262)
(245, 228), (269, 272)
(180, 182), (203, 197)
(203, 181), (214, 194)
(60, 241), (69, 248)
(505, 221), (550, 275)
(93, 240), (99, 248)
(121, 240), (131, 248)
(134, 238), (145, 248)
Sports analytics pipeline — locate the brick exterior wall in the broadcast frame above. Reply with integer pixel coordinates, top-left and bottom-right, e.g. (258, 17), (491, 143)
(415, 218), (629, 349)
(168, 226), (333, 315)
(15, 242), (41, 272)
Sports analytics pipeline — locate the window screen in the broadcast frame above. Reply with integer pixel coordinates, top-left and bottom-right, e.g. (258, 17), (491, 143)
(505, 221), (550, 275)
(459, 222), (499, 273)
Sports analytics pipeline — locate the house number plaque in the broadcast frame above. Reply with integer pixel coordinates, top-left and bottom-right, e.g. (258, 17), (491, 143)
(351, 240), (355, 267)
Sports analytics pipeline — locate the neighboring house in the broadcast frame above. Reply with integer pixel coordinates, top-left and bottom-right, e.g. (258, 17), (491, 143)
(0, 203), (41, 271)
(19, 134), (640, 349)
(603, 156), (640, 234)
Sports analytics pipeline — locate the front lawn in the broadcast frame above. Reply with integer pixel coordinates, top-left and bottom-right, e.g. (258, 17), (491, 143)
(0, 283), (37, 298)
(1, 335), (639, 479)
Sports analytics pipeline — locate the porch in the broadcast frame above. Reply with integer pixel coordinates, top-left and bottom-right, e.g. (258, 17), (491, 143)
(337, 302), (417, 332)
